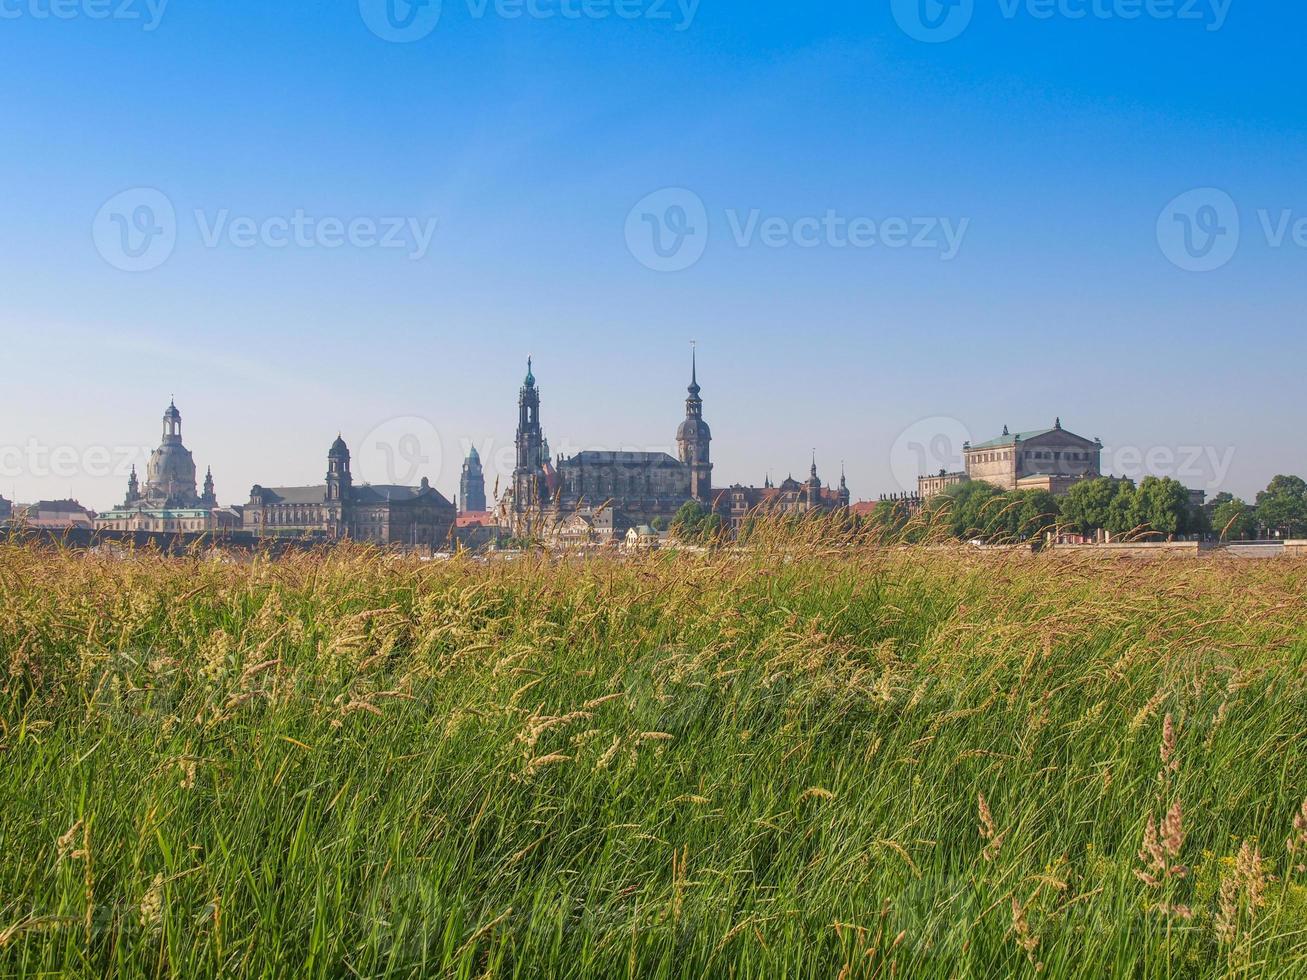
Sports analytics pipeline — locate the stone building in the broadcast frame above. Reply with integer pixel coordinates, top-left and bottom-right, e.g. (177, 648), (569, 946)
(918, 419), (1102, 499)
(243, 435), (455, 548)
(0, 495), (12, 523)
(459, 447), (487, 513)
(506, 354), (713, 534)
(96, 401), (224, 533)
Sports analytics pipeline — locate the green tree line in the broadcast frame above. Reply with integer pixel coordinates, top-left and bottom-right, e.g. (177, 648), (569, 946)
(864, 474), (1307, 544)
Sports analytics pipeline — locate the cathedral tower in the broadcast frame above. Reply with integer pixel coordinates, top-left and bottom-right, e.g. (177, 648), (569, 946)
(675, 345), (712, 503)
(513, 358), (548, 515)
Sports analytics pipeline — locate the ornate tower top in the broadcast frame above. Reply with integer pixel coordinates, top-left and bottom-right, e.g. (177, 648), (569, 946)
(163, 399), (182, 440)
(525, 356), (535, 388)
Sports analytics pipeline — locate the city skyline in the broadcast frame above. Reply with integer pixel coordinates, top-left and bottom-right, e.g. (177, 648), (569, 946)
(0, 349), (1249, 513)
(4, 3), (1305, 506)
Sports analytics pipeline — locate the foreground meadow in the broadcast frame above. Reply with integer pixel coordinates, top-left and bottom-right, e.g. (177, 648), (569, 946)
(0, 539), (1304, 978)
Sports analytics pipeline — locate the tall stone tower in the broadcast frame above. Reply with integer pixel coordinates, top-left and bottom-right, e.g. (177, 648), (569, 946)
(326, 435), (352, 502)
(675, 345), (712, 503)
(460, 448), (487, 513)
(512, 358), (548, 519)
(325, 435), (352, 537)
(201, 467), (217, 508)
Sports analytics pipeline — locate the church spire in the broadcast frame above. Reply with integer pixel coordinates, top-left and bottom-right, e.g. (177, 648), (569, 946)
(676, 342), (712, 503)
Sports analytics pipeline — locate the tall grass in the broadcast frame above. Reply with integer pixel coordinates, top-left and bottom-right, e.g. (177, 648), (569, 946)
(1, 535), (1304, 977)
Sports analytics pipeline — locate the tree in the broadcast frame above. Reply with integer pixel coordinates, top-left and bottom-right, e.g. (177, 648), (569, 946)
(1060, 477), (1136, 537)
(927, 481), (1005, 541)
(1133, 476), (1195, 539)
(1255, 475), (1307, 538)
(1211, 496), (1256, 541)
(1012, 489), (1061, 539)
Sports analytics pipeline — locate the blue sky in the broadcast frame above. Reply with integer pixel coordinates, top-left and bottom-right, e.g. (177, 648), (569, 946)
(2, 0), (1304, 508)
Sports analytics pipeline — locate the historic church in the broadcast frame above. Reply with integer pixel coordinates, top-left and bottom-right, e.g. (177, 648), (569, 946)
(95, 401), (221, 533)
(505, 353), (712, 534)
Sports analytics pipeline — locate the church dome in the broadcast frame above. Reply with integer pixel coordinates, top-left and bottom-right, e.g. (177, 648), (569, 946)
(677, 417), (711, 443)
(329, 435), (349, 459)
(145, 441), (197, 504)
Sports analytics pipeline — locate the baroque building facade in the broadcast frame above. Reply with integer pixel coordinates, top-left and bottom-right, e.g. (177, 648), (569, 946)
(243, 436), (455, 548)
(917, 419), (1103, 499)
(96, 401), (223, 533)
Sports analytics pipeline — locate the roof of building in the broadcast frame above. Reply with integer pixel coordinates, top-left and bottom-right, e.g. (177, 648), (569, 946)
(253, 483), (451, 506)
(561, 451), (683, 468)
(456, 511), (497, 528)
(969, 421), (1100, 451)
(31, 499), (92, 513)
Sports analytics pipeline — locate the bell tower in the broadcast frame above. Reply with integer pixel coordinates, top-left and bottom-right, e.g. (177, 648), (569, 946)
(675, 343), (713, 503)
(513, 358), (547, 517)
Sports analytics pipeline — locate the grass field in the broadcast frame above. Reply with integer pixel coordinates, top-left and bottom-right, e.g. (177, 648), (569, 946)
(1, 534), (1305, 977)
